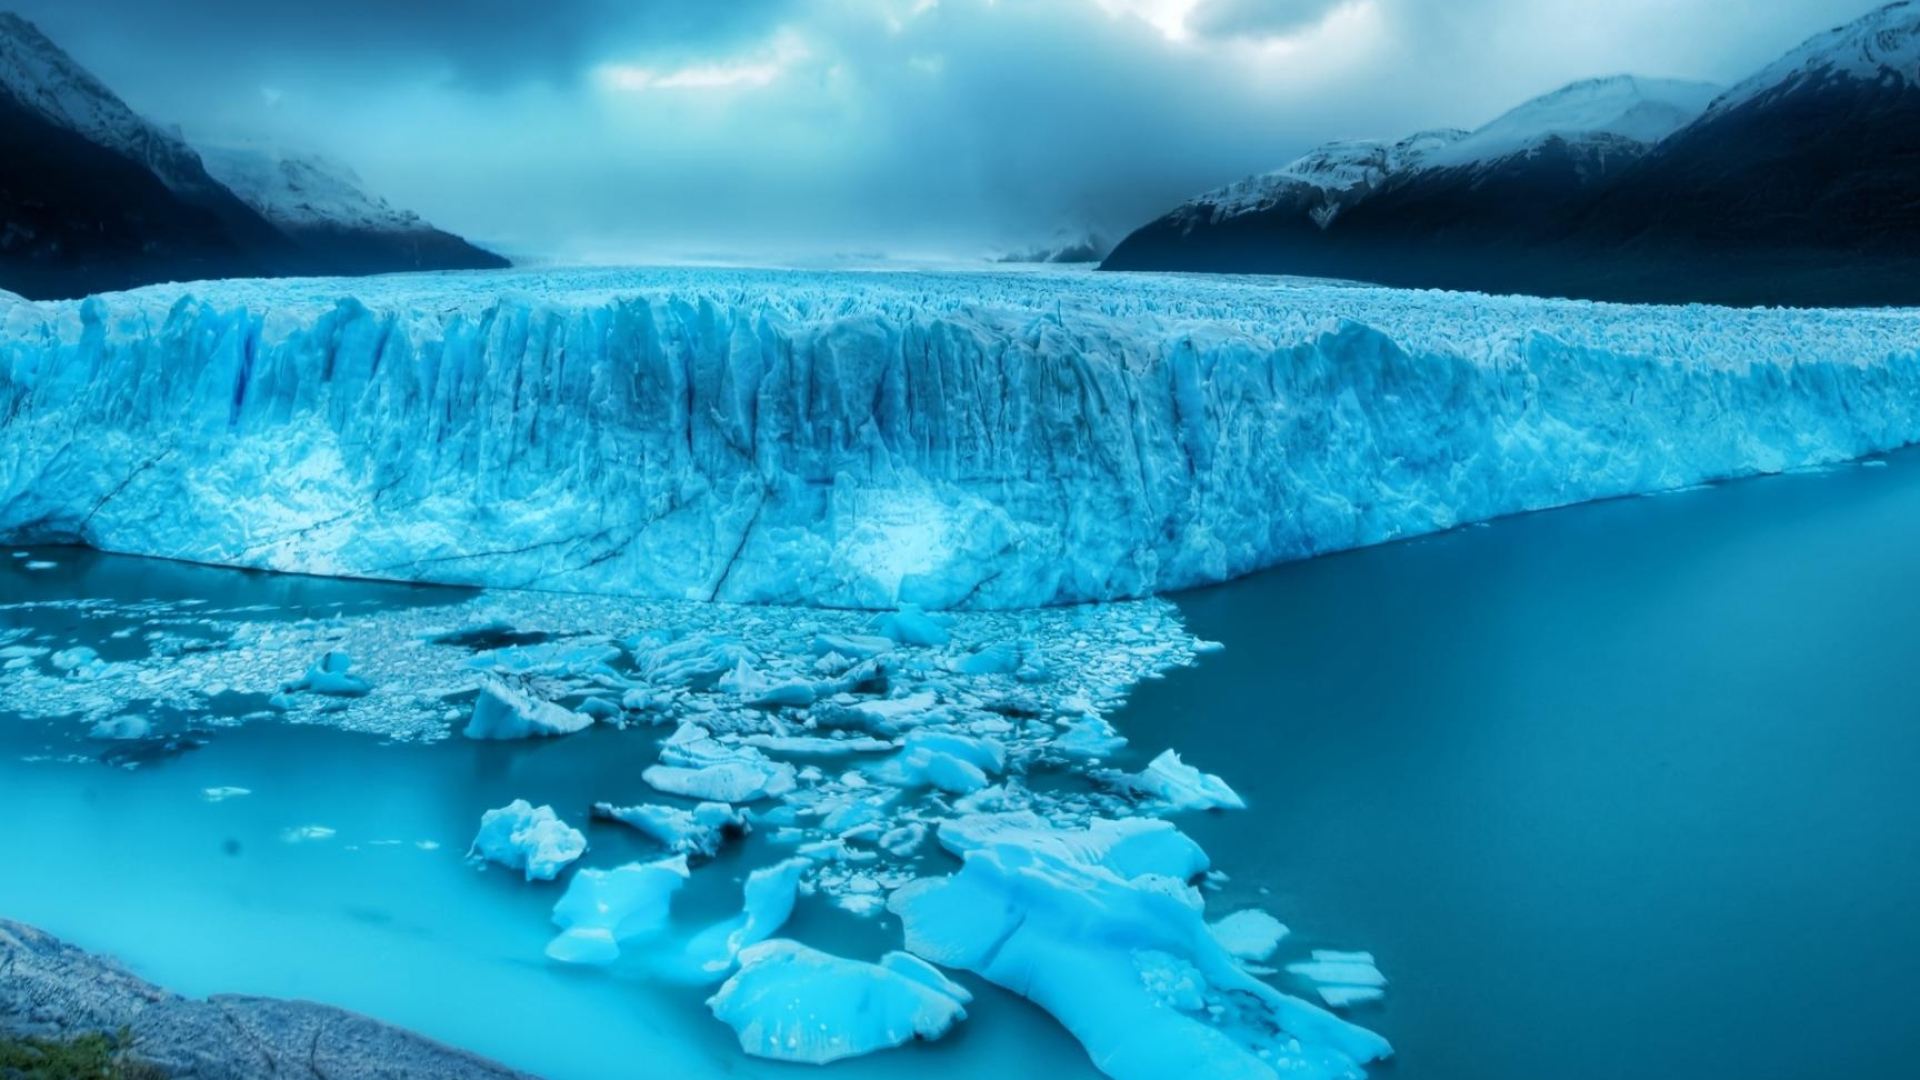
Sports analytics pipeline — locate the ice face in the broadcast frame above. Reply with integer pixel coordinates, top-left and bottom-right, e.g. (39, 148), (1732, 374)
(7, 268), (1919, 609)
(707, 940), (971, 1064)
(470, 799), (587, 882)
(891, 815), (1393, 1080)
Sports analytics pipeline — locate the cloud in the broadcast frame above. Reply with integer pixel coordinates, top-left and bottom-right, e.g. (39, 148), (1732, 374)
(7, 0), (1900, 263)
(1186, 0), (1350, 39)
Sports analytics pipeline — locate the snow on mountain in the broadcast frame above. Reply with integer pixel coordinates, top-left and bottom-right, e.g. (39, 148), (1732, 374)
(1188, 129), (1466, 224)
(0, 12), (224, 200)
(1426, 75), (1722, 168)
(196, 141), (434, 235)
(1710, 0), (1920, 113)
(4, 267), (1919, 610)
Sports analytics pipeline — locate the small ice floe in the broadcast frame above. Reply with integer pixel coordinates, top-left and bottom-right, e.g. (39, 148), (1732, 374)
(1285, 949), (1389, 1008)
(281, 825), (336, 843)
(1209, 909), (1290, 962)
(1126, 749), (1246, 811)
(1864, 459), (1891, 469)
(471, 799), (586, 881)
(868, 730), (1005, 795)
(892, 815), (1390, 1079)
(634, 631), (754, 688)
(282, 651), (372, 697)
(463, 678), (592, 740)
(51, 646), (108, 677)
(707, 940), (971, 1064)
(642, 724), (796, 803)
(592, 800), (750, 859)
(869, 604), (953, 647)
(24, 560), (56, 570)
(87, 714), (153, 741)
(546, 855), (690, 965)
(741, 733), (894, 757)
(416, 840), (441, 851)
(201, 786), (251, 803)
(469, 639), (622, 679)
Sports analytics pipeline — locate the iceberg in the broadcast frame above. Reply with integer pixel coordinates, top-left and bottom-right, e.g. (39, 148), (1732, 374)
(707, 940), (971, 1064)
(546, 855), (690, 965)
(891, 816), (1391, 1080)
(463, 677), (592, 740)
(6, 268), (1918, 609)
(470, 799), (586, 882)
(643, 724), (797, 803)
(1127, 749), (1246, 811)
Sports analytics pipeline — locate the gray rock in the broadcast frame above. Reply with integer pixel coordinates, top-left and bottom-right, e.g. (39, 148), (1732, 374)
(0, 919), (543, 1080)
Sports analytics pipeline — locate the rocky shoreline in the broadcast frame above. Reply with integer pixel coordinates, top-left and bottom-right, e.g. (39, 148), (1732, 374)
(0, 919), (541, 1080)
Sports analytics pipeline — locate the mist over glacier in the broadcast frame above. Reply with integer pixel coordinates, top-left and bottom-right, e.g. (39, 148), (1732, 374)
(4, 266), (1919, 609)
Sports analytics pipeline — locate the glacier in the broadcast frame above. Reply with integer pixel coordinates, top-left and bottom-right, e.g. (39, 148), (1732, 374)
(6, 267), (1920, 609)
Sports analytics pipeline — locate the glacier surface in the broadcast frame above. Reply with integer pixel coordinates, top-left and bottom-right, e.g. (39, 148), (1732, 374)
(7, 267), (1920, 609)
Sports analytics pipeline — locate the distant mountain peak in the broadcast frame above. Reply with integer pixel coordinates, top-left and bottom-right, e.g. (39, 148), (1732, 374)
(1711, 0), (1920, 114)
(0, 11), (222, 199)
(1423, 74), (1722, 169)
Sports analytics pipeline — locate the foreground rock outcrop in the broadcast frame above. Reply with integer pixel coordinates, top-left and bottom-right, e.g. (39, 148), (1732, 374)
(0, 919), (540, 1080)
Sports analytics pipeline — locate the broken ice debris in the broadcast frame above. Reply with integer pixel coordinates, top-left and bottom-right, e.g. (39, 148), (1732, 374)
(463, 678), (592, 740)
(707, 940), (970, 1064)
(471, 799), (586, 881)
(1285, 950), (1389, 1009)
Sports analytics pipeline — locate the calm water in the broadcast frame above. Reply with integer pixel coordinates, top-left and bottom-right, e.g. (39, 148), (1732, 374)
(6, 451), (1920, 1080)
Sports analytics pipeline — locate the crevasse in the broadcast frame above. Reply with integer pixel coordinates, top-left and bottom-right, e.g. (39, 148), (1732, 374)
(3, 267), (1919, 609)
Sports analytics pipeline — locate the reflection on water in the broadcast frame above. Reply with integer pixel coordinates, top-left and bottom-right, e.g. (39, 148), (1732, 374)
(1121, 452), (1920, 1080)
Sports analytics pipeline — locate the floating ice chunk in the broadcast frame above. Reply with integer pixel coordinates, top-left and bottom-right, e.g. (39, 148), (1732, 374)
(681, 857), (811, 978)
(892, 818), (1390, 1080)
(463, 678), (592, 740)
(87, 714), (152, 741)
(1286, 952), (1387, 988)
(870, 605), (953, 647)
(50, 646), (102, 675)
(201, 786), (252, 802)
(24, 560), (55, 570)
(282, 650), (371, 697)
(869, 730), (1004, 794)
(592, 800), (749, 858)
(1053, 716), (1127, 760)
(471, 799), (586, 882)
(0, 644), (48, 661)
(1316, 986), (1385, 1009)
(879, 822), (928, 857)
(812, 633), (894, 660)
(954, 641), (1022, 676)
(643, 725), (797, 802)
(281, 825), (336, 843)
(469, 639), (620, 678)
(1209, 910), (1290, 962)
(707, 940), (970, 1064)
(546, 855), (690, 965)
(1130, 750), (1246, 811)
(636, 632), (753, 688)
(742, 734), (895, 756)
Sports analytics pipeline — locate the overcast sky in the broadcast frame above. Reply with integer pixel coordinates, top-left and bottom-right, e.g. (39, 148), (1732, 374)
(11, 0), (1893, 262)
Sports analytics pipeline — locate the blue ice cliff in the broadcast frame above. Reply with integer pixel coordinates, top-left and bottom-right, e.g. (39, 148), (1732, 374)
(4, 267), (1919, 608)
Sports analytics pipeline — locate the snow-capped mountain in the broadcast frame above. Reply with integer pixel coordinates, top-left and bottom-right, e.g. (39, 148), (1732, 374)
(1423, 75), (1719, 169)
(994, 228), (1112, 264)
(1106, 3), (1920, 306)
(1708, 0), (1919, 114)
(197, 141), (507, 276)
(1181, 130), (1465, 230)
(0, 13), (503, 299)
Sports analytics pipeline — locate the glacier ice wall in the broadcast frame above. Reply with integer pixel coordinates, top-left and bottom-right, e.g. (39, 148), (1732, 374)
(3, 267), (1920, 609)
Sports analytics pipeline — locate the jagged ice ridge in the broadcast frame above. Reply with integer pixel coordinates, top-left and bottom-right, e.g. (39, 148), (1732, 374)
(4, 267), (1920, 609)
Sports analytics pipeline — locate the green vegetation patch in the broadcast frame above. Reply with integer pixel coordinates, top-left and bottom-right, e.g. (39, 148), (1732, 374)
(0, 1028), (165, 1080)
